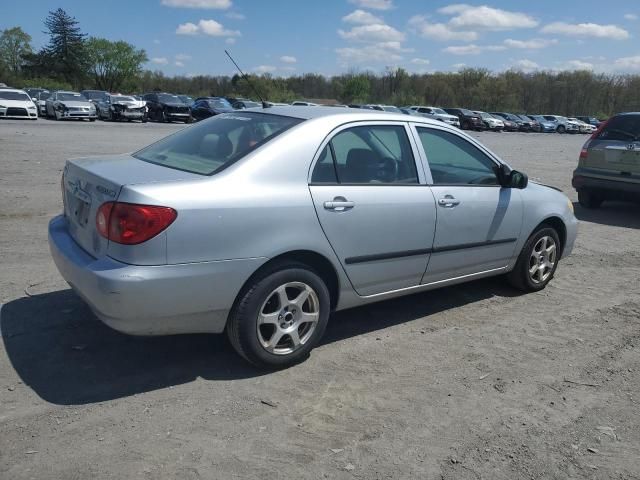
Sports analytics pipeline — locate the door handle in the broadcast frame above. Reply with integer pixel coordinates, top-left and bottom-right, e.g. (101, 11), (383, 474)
(438, 196), (460, 207)
(324, 197), (355, 211)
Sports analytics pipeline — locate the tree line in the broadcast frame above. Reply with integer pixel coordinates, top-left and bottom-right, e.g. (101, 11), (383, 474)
(2, 8), (640, 117)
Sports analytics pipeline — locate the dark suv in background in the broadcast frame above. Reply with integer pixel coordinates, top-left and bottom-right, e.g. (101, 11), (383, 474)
(442, 108), (483, 130)
(142, 92), (191, 123)
(572, 112), (640, 208)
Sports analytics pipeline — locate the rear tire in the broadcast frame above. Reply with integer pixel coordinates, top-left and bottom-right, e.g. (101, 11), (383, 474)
(557, 125), (566, 134)
(507, 226), (561, 292)
(578, 190), (603, 209)
(227, 261), (330, 369)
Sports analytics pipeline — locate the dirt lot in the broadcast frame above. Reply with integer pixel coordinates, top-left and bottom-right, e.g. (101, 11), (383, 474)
(1, 119), (639, 479)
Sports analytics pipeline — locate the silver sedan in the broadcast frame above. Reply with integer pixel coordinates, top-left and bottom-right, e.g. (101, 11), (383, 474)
(49, 107), (578, 367)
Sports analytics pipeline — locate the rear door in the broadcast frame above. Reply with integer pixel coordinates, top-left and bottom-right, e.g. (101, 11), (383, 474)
(412, 125), (523, 283)
(587, 114), (640, 175)
(309, 122), (437, 296)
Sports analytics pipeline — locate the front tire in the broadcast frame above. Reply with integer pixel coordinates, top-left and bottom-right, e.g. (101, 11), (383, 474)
(227, 261), (330, 368)
(557, 125), (566, 134)
(578, 190), (603, 209)
(507, 226), (560, 292)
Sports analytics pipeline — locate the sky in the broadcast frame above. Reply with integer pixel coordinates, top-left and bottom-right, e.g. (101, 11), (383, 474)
(3, 0), (640, 77)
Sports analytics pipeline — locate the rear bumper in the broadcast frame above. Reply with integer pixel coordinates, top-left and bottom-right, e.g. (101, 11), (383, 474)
(572, 169), (640, 199)
(48, 215), (267, 335)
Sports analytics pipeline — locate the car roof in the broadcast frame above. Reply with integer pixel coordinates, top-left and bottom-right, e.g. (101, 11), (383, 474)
(0, 88), (29, 94)
(244, 105), (454, 127)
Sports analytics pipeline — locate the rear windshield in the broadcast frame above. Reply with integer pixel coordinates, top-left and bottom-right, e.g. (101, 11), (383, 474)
(0, 91), (30, 101)
(597, 114), (640, 141)
(133, 112), (303, 175)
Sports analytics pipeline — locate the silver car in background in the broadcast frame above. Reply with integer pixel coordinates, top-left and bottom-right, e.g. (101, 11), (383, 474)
(45, 91), (97, 121)
(408, 106), (460, 127)
(49, 107), (577, 368)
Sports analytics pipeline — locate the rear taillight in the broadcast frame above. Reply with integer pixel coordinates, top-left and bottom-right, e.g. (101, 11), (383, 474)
(96, 202), (177, 245)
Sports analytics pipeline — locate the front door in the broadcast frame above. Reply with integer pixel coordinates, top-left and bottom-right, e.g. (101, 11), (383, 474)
(309, 123), (437, 296)
(413, 125), (523, 283)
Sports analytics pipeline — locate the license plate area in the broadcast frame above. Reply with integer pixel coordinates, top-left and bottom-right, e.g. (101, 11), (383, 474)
(66, 182), (92, 227)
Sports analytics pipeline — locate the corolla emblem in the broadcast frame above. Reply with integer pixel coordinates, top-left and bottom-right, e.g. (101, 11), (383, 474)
(67, 179), (91, 203)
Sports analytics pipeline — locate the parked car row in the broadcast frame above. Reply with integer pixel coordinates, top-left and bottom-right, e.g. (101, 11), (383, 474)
(2, 86), (606, 133)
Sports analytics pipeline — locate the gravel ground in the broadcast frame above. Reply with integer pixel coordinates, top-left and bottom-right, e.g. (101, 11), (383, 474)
(1, 119), (639, 480)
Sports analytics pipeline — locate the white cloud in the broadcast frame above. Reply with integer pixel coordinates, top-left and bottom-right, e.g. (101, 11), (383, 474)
(559, 59), (594, 70)
(451, 63), (466, 70)
(339, 23), (405, 42)
(504, 38), (557, 49)
(161, 0), (231, 9)
(151, 57), (169, 65)
(512, 59), (540, 72)
(624, 13), (638, 21)
(176, 19), (240, 37)
(439, 4), (538, 30)
(410, 58), (430, 65)
(342, 9), (383, 25)
(254, 65), (276, 74)
(613, 55), (640, 71)
(408, 15), (477, 42)
(225, 11), (245, 20)
(348, 0), (394, 11)
(443, 44), (506, 55)
(541, 22), (629, 40)
(175, 61), (185, 67)
(225, 37), (236, 44)
(175, 53), (192, 61)
(336, 42), (407, 65)
(280, 55), (297, 64)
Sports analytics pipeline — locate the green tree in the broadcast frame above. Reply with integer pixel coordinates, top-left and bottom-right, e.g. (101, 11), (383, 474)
(85, 37), (147, 91)
(0, 27), (32, 75)
(342, 75), (370, 103)
(42, 8), (87, 85)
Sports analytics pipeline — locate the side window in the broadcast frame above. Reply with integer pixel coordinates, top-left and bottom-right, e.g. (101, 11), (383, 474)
(310, 145), (338, 184)
(328, 125), (418, 184)
(417, 128), (498, 186)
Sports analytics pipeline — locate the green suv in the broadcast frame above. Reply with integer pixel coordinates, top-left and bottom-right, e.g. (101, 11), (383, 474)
(572, 113), (640, 208)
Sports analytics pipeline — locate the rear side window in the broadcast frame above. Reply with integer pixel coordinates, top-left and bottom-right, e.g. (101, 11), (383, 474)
(597, 115), (640, 141)
(134, 112), (303, 175)
(311, 125), (418, 184)
(417, 128), (498, 185)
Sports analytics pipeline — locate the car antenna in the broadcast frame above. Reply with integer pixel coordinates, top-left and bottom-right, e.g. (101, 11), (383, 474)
(224, 50), (270, 109)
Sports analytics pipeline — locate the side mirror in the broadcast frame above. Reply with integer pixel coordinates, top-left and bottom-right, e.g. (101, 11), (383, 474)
(509, 170), (528, 189)
(494, 164), (528, 189)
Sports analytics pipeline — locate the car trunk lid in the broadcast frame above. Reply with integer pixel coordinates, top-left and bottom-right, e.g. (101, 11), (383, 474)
(62, 154), (201, 258)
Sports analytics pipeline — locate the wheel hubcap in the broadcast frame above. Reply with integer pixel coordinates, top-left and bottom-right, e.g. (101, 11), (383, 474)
(257, 282), (320, 355)
(528, 235), (557, 284)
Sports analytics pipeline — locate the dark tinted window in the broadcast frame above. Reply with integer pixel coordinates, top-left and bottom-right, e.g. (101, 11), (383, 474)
(417, 128), (498, 185)
(597, 114), (640, 141)
(329, 125), (418, 184)
(134, 112), (303, 175)
(310, 145), (337, 183)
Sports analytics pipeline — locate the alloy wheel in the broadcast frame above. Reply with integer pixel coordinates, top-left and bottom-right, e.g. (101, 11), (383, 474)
(256, 282), (320, 355)
(528, 236), (556, 284)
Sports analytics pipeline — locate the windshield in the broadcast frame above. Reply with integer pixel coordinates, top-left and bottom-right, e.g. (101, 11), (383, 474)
(58, 92), (87, 101)
(178, 95), (193, 104)
(39, 91), (51, 100)
(111, 96), (136, 102)
(382, 106), (402, 113)
(82, 91), (107, 101)
(134, 112), (303, 175)
(157, 94), (182, 103)
(0, 91), (31, 101)
(209, 98), (232, 109)
(430, 108), (447, 115)
(477, 112), (492, 119)
(460, 109), (475, 115)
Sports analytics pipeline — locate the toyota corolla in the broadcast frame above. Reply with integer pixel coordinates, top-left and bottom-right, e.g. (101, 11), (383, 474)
(49, 107), (577, 368)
